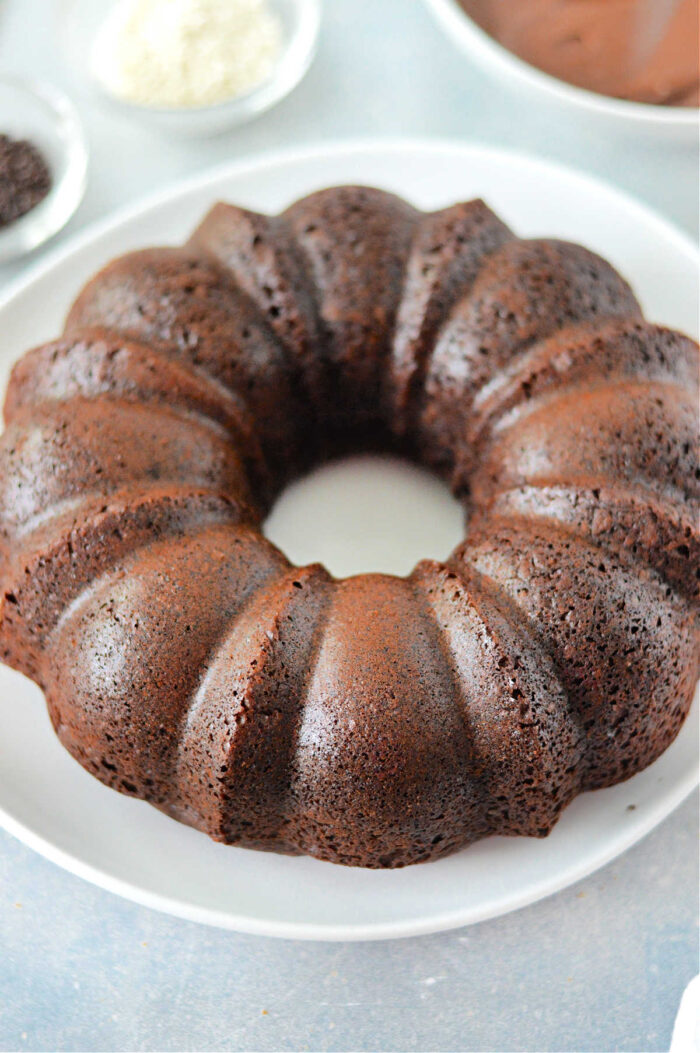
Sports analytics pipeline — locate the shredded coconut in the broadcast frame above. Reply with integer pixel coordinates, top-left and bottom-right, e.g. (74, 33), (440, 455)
(91, 0), (284, 109)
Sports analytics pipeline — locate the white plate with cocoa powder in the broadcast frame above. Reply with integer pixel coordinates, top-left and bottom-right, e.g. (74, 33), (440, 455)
(0, 140), (697, 940)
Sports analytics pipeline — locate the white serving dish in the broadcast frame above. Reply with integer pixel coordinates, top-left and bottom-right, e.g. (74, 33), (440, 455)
(423, 0), (699, 147)
(59, 0), (321, 137)
(0, 78), (88, 264)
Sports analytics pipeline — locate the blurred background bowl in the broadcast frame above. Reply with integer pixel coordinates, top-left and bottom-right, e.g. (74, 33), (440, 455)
(423, 0), (699, 146)
(60, 0), (322, 137)
(0, 77), (88, 264)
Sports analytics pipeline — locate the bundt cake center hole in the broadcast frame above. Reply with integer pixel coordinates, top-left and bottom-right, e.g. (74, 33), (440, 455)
(263, 454), (464, 577)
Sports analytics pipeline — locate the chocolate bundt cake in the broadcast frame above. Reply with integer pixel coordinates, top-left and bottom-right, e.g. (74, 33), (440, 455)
(0, 186), (697, 868)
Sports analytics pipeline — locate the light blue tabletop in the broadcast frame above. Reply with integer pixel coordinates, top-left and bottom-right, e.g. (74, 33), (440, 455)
(0, 1), (697, 1050)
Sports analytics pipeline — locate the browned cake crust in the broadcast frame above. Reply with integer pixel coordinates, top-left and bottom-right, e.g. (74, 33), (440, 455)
(0, 186), (698, 868)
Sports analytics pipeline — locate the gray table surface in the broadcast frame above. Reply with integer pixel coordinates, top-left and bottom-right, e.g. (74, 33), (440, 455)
(0, 1), (697, 1050)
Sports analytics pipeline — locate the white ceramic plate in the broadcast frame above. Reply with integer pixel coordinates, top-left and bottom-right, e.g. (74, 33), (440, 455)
(0, 140), (697, 941)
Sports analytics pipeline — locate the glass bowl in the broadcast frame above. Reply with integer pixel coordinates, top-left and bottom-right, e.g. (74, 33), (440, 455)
(60, 0), (322, 137)
(0, 78), (88, 265)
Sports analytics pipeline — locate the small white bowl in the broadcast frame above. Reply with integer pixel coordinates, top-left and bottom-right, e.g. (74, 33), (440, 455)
(0, 78), (88, 265)
(60, 0), (321, 138)
(424, 0), (699, 146)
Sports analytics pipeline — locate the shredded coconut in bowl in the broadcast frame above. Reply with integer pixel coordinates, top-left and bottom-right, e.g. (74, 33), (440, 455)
(91, 0), (284, 109)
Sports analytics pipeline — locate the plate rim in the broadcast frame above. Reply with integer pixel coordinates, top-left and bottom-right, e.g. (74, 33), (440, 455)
(0, 136), (697, 941)
(1, 765), (696, 941)
(2, 137), (698, 317)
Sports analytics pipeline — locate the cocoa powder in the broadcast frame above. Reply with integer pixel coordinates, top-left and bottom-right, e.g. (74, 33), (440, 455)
(0, 134), (52, 228)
